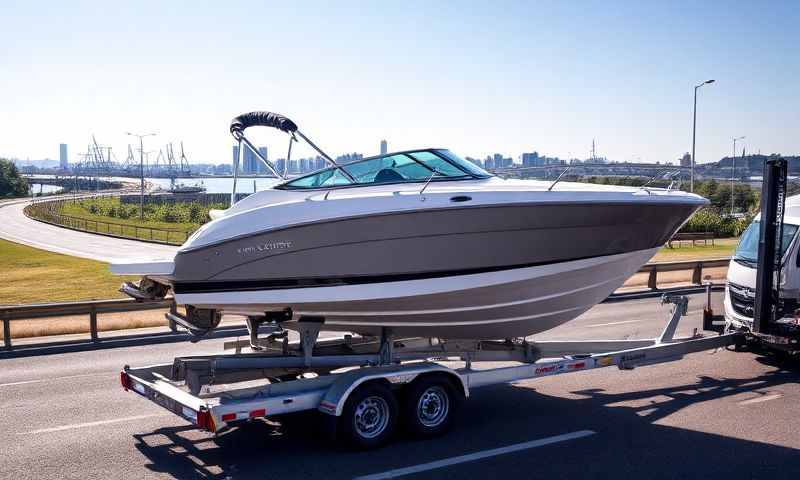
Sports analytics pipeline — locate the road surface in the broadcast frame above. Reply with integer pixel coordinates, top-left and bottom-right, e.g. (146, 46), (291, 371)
(1, 293), (799, 479)
(0, 197), (176, 262)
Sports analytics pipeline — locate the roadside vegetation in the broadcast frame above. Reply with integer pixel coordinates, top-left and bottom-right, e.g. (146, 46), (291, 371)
(50, 196), (227, 243)
(0, 158), (29, 197)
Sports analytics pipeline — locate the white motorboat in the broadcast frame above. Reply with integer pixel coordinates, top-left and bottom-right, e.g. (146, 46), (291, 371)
(113, 111), (707, 340)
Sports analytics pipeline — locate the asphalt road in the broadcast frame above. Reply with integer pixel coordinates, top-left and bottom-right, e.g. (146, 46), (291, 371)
(0, 197), (176, 262)
(1, 293), (799, 479)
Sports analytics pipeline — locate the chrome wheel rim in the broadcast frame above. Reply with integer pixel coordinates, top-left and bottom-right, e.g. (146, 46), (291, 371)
(353, 395), (390, 439)
(417, 386), (449, 428)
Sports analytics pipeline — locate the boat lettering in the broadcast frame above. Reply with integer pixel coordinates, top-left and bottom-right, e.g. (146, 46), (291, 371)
(534, 364), (562, 375)
(237, 241), (293, 256)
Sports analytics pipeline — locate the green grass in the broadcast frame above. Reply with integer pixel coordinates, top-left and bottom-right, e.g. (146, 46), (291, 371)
(651, 237), (738, 262)
(0, 239), (137, 305)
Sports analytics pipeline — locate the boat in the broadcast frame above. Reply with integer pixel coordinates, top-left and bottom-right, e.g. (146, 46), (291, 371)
(112, 111), (707, 340)
(168, 178), (206, 194)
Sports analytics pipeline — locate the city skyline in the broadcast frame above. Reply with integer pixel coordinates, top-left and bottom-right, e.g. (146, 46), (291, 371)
(1, 1), (798, 166)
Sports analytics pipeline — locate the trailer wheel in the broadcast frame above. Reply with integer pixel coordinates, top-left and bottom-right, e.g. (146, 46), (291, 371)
(339, 383), (398, 449)
(403, 376), (461, 438)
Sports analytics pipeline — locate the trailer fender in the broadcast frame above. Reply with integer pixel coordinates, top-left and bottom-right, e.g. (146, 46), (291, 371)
(317, 362), (467, 417)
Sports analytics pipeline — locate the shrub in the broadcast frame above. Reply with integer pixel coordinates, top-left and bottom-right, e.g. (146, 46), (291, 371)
(682, 208), (753, 237)
(0, 158), (29, 197)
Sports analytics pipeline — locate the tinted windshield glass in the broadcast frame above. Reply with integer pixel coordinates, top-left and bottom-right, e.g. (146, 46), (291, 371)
(281, 149), (482, 189)
(283, 167), (353, 188)
(734, 221), (799, 264)
(436, 149), (492, 177)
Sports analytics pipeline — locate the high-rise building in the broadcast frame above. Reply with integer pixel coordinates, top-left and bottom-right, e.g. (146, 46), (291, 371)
(335, 153), (364, 164)
(59, 143), (68, 169)
(380, 140), (388, 155)
(233, 145), (269, 174)
(521, 152), (542, 167)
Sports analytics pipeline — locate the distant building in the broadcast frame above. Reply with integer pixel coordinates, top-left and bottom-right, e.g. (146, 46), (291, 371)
(380, 140), (388, 155)
(275, 158), (286, 175)
(335, 152), (364, 164)
(214, 163), (232, 175)
(492, 153), (512, 168)
(680, 152), (691, 168)
(59, 143), (68, 169)
(521, 151), (542, 167)
(233, 145), (269, 174)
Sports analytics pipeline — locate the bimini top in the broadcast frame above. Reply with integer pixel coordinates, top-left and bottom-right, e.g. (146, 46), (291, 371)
(276, 149), (493, 190)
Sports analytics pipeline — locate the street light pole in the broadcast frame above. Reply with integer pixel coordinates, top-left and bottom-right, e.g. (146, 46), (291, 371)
(731, 136), (745, 215)
(126, 132), (156, 221)
(690, 79), (715, 192)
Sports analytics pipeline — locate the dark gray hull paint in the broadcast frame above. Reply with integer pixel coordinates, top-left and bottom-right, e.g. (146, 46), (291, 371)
(171, 202), (699, 288)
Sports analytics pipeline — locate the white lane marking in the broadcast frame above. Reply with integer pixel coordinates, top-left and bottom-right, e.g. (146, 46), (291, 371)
(0, 372), (109, 387)
(585, 319), (641, 328)
(738, 393), (783, 405)
(18, 413), (171, 435)
(353, 430), (596, 480)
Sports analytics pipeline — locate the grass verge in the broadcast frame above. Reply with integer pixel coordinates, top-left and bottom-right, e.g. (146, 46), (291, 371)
(0, 238), (160, 339)
(651, 237), (737, 262)
(0, 239), (137, 305)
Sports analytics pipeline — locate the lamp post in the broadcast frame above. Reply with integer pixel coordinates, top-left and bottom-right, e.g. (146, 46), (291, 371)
(731, 136), (745, 215)
(126, 132), (157, 221)
(690, 79), (715, 192)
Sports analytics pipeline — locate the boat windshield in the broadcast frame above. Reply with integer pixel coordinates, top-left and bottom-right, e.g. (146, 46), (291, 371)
(278, 149), (491, 190)
(733, 221), (799, 266)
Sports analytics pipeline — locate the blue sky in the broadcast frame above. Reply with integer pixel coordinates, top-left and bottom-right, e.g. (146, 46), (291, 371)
(1, 1), (797, 165)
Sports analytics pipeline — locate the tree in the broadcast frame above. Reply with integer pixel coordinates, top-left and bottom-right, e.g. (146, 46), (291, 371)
(0, 159), (29, 198)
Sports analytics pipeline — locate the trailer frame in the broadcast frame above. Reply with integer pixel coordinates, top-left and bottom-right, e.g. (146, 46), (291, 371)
(121, 294), (742, 448)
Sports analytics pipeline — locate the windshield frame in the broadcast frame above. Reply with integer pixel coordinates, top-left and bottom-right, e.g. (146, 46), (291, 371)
(275, 148), (493, 191)
(733, 220), (800, 267)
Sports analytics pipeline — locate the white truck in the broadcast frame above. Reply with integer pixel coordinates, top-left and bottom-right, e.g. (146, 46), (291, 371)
(724, 195), (800, 331)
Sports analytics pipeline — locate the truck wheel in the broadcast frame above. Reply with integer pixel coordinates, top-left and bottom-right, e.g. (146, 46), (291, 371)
(339, 383), (398, 449)
(403, 376), (461, 438)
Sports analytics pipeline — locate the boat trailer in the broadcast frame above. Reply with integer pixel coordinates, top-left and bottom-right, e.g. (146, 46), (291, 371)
(122, 294), (743, 449)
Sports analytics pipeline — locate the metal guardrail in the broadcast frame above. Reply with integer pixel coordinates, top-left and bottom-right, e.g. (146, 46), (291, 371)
(668, 232), (716, 248)
(24, 198), (191, 245)
(0, 258), (734, 352)
(636, 258), (730, 290)
(0, 298), (176, 350)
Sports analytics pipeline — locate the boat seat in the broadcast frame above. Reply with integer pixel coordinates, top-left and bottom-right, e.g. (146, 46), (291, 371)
(374, 168), (405, 183)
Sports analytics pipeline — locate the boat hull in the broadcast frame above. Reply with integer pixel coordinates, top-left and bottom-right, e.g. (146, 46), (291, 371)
(171, 201), (697, 287)
(175, 247), (658, 339)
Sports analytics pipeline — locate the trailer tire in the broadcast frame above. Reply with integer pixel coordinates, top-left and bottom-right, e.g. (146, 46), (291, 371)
(339, 382), (398, 450)
(402, 375), (461, 439)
